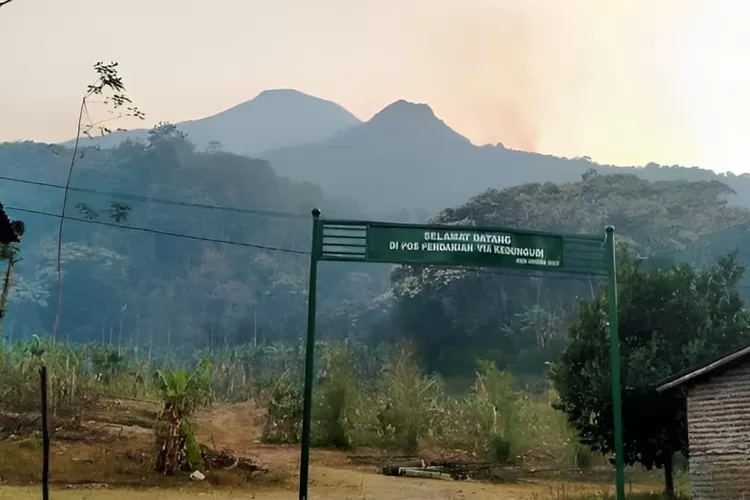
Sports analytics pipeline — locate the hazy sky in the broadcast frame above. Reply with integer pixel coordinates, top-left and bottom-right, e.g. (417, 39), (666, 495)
(1, 0), (749, 172)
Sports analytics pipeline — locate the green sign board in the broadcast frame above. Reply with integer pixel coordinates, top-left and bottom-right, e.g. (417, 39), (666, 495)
(365, 224), (563, 269)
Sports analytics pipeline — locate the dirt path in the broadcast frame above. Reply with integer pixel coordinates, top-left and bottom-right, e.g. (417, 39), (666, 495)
(0, 472), (620, 500)
(0, 399), (654, 499)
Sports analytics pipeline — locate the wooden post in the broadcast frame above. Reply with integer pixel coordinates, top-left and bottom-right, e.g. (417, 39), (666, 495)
(41, 365), (50, 500)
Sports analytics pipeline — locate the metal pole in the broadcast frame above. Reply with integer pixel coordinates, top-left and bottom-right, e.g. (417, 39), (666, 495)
(299, 208), (321, 500)
(605, 226), (625, 500)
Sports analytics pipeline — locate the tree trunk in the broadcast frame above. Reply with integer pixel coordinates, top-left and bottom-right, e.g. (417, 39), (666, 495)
(158, 408), (185, 475)
(0, 256), (16, 332)
(664, 453), (675, 499)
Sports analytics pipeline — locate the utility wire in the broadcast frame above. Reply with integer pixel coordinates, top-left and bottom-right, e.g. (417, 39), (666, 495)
(7, 204), (740, 285)
(3, 205), (607, 281)
(5, 205), (310, 255)
(6, 204), (750, 286)
(8, 205), (750, 290)
(0, 174), (310, 220)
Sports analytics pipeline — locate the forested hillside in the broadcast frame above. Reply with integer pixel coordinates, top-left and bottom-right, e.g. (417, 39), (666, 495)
(4, 116), (750, 383)
(263, 100), (750, 215)
(0, 125), (388, 349)
(63, 89), (750, 220)
(387, 172), (750, 378)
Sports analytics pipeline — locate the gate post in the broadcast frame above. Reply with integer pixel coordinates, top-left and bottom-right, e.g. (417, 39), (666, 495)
(299, 208), (322, 500)
(605, 226), (625, 500)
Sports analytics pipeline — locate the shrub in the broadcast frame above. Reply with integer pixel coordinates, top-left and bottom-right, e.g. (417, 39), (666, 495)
(153, 357), (212, 474)
(374, 346), (445, 453)
(260, 369), (302, 444)
(312, 342), (362, 449)
(489, 434), (512, 462)
(0, 337), (99, 434)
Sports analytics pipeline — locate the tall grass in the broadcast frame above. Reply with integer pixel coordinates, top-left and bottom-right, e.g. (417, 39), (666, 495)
(0, 336), (590, 469)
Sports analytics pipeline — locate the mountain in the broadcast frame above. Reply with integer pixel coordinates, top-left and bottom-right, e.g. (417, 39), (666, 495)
(261, 100), (750, 217)
(63, 89), (362, 156)
(56, 91), (750, 219)
(261, 100), (481, 215)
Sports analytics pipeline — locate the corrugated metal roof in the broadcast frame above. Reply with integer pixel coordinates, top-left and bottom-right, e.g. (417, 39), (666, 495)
(656, 343), (750, 393)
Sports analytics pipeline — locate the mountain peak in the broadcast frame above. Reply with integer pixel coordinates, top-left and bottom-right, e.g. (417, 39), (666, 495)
(369, 100), (437, 124)
(253, 88), (315, 101)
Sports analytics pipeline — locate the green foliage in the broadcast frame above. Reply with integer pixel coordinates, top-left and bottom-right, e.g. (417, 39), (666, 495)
(153, 356), (213, 417)
(0, 338), (100, 432)
(0, 127), (384, 351)
(298, 343), (583, 462)
(312, 342), (362, 449)
(551, 251), (750, 475)
(261, 368), (303, 444)
(87, 344), (125, 382)
(374, 346), (445, 453)
(0, 243), (20, 327)
(182, 421), (204, 472)
(153, 357), (213, 474)
(573, 442), (594, 469)
(488, 434), (511, 462)
(0, 335), (597, 475)
(389, 173), (750, 380)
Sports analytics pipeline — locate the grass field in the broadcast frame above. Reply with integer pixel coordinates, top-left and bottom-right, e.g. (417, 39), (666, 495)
(0, 341), (690, 500)
(0, 397), (686, 500)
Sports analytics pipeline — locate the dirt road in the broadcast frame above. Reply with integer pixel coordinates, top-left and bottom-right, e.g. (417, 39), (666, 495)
(0, 400), (655, 500)
(0, 469), (618, 500)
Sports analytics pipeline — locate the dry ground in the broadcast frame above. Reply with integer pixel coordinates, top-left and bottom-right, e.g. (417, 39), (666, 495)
(0, 398), (664, 499)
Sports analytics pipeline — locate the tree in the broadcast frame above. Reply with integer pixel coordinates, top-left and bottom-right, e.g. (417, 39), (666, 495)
(0, 204), (24, 334)
(0, 244), (21, 333)
(0, 203), (23, 245)
(550, 250), (750, 497)
(53, 61), (145, 339)
(153, 357), (213, 474)
(389, 172), (750, 378)
(0, 126), (375, 349)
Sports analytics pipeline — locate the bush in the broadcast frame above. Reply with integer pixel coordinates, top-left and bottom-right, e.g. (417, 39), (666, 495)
(374, 346), (445, 453)
(0, 337), (590, 474)
(260, 369), (302, 444)
(0, 338), (99, 434)
(183, 422), (204, 472)
(312, 343), (361, 449)
(573, 443), (594, 469)
(488, 434), (511, 462)
(153, 358), (213, 475)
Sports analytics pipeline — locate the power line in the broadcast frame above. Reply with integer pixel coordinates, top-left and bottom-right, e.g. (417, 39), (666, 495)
(0, 206), (616, 281)
(0, 174), (309, 220)
(5, 205), (310, 255)
(7, 204), (750, 288)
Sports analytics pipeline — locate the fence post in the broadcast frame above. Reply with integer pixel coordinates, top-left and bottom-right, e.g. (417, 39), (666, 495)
(41, 365), (49, 500)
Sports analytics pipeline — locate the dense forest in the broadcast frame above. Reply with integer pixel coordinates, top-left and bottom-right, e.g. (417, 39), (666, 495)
(0, 126), (388, 352)
(3, 123), (750, 382)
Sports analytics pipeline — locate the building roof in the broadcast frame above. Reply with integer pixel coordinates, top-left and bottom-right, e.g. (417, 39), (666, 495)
(656, 343), (750, 393)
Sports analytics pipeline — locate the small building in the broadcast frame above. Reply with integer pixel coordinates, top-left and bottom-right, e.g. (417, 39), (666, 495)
(657, 345), (750, 500)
